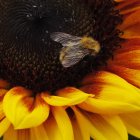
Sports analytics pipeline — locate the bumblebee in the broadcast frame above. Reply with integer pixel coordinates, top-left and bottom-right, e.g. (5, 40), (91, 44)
(51, 32), (100, 68)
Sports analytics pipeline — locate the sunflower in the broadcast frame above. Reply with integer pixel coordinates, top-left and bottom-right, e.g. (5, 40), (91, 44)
(0, 0), (140, 140)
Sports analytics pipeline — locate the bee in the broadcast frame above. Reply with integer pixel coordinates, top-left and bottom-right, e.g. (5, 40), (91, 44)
(51, 32), (100, 68)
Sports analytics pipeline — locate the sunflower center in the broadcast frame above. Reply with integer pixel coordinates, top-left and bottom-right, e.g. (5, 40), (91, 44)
(0, 0), (122, 92)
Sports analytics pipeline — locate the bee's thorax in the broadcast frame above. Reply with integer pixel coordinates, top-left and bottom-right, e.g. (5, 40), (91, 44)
(80, 37), (101, 55)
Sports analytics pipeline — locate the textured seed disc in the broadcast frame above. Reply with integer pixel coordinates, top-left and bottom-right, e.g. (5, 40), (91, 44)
(0, 0), (122, 92)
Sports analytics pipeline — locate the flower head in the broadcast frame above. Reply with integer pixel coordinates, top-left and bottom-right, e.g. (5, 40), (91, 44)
(0, 0), (140, 140)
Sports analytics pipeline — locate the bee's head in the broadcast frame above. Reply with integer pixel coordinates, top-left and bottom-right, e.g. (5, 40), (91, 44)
(0, 0), (122, 92)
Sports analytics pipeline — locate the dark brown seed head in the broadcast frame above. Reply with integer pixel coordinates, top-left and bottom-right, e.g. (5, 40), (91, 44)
(0, 0), (123, 92)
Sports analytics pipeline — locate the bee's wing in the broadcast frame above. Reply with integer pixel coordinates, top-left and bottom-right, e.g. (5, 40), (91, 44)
(50, 32), (81, 46)
(60, 44), (90, 68)
(50, 32), (90, 68)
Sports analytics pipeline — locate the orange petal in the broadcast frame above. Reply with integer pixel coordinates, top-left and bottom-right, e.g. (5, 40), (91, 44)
(44, 117), (63, 140)
(4, 126), (18, 140)
(3, 126), (30, 140)
(0, 90), (9, 136)
(17, 129), (30, 140)
(117, 0), (140, 14)
(121, 6), (140, 15)
(115, 0), (125, 2)
(42, 87), (93, 106)
(0, 80), (9, 89)
(30, 125), (49, 140)
(82, 71), (138, 90)
(52, 107), (74, 140)
(107, 40), (140, 88)
(117, 0), (140, 9)
(3, 87), (50, 129)
(115, 39), (140, 54)
(108, 64), (140, 89)
(0, 89), (8, 102)
(120, 10), (140, 30)
(122, 23), (140, 39)
(71, 118), (84, 140)
(0, 89), (8, 120)
(110, 50), (140, 69)
(119, 10), (140, 39)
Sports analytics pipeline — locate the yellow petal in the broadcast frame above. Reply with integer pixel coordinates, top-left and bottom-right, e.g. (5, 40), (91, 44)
(0, 118), (10, 137)
(79, 97), (140, 114)
(108, 64), (140, 88)
(3, 87), (50, 129)
(86, 113), (128, 140)
(120, 111), (140, 138)
(71, 119), (84, 140)
(73, 107), (127, 140)
(44, 117), (63, 140)
(3, 126), (30, 140)
(30, 125), (49, 140)
(42, 87), (93, 106)
(52, 107), (74, 140)
(82, 71), (140, 92)
(71, 107), (92, 140)
(80, 71), (140, 114)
